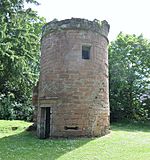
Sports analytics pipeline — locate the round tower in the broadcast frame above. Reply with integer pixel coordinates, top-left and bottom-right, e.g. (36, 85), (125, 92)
(37, 18), (110, 138)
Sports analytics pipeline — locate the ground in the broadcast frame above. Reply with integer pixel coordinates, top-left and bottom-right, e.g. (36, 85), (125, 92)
(0, 120), (150, 160)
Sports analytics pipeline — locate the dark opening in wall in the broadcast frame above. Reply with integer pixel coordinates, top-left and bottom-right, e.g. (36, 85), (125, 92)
(64, 126), (79, 130)
(82, 46), (91, 59)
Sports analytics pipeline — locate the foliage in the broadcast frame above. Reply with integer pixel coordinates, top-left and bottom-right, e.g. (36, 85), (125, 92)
(0, 120), (150, 160)
(0, 93), (33, 121)
(109, 33), (150, 122)
(0, 0), (45, 120)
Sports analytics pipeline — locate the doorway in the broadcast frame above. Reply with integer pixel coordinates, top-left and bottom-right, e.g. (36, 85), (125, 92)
(39, 107), (51, 139)
(45, 107), (51, 138)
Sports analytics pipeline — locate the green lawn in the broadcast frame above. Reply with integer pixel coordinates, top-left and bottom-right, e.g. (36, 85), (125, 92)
(0, 120), (150, 160)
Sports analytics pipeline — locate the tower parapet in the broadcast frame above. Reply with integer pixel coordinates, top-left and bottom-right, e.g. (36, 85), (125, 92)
(42, 18), (110, 41)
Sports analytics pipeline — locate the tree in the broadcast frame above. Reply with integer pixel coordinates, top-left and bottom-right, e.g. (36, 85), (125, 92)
(0, 0), (45, 120)
(109, 33), (150, 122)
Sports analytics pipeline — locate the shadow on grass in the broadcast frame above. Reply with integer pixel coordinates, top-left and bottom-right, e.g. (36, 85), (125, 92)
(111, 121), (150, 133)
(0, 131), (94, 160)
(0, 122), (149, 160)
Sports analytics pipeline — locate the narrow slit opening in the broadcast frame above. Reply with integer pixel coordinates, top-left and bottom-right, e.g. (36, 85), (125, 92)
(64, 126), (79, 130)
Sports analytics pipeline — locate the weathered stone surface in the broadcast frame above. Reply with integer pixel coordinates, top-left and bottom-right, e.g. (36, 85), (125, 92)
(33, 18), (110, 138)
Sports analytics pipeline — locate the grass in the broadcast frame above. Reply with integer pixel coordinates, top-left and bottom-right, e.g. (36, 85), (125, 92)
(0, 120), (150, 160)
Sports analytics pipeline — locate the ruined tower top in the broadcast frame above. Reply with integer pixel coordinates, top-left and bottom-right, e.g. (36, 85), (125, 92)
(42, 18), (110, 41)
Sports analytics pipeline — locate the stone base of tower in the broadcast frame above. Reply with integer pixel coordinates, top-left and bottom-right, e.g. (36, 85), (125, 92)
(36, 99), (110, 139)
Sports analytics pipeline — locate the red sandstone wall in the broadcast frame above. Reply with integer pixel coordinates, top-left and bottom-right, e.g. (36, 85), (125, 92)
(37, 29), (109, 137)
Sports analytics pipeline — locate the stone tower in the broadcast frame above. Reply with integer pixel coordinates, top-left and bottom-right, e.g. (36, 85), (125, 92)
(35, 18), (110, 138)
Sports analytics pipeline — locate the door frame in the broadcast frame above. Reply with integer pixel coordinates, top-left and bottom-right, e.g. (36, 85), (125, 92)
(37, 107), (51, 139)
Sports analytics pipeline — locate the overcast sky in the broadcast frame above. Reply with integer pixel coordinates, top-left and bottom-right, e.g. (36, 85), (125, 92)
(27, 0), (150, 41)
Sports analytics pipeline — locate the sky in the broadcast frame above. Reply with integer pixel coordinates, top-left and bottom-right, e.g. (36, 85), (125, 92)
(26, 0), (150, 41)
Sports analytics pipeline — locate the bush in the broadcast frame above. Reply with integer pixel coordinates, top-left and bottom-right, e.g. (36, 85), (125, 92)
(0, 93), (33, 121)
